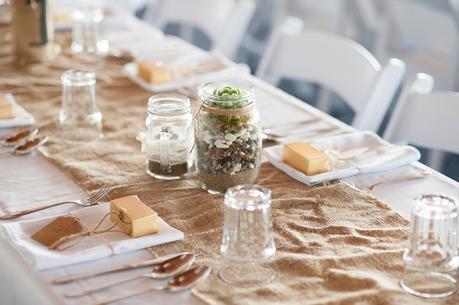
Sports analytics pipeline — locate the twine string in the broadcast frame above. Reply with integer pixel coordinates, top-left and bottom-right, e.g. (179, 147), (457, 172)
(49, 211), (125, 252)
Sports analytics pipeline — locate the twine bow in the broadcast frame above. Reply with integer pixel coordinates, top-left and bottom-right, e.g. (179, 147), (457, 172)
(49, 212), (125, 253)
(323, 146), (370, 171)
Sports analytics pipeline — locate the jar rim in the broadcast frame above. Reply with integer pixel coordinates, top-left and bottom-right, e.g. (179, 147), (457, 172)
(199, 81), (255, 109)
(414, 193), (458, 219)
(61, 69), (96, 86)
(224, 185), (272, 211)
(148, 94), (190, 115)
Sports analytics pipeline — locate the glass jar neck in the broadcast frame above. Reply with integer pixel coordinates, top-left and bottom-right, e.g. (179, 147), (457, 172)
(199, 82), (255, 109)
(147, 94), (190, 117)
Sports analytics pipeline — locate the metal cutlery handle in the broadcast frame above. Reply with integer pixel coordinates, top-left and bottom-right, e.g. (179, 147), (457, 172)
(65, 274), (142, 298)
(96, 285), (164, 305)
(367, 173), (430, 191)
(0, 201), (77, 220)
(52, 258), (164, 284)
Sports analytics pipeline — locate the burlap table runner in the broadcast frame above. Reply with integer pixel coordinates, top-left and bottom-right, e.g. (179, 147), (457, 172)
(1, 26), (457, 304)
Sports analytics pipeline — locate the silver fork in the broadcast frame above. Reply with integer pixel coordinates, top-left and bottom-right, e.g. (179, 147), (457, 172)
(341, 170), (432, 193)
(0, 185), (111, 220)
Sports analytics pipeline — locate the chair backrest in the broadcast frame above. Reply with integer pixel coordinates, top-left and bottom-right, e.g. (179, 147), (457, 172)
(256, 17), (405, 132)
(384, 73), (459, 155)
(143, 0), (255, 59)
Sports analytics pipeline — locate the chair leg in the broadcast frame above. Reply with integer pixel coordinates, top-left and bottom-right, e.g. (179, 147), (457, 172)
(427, 150), (445, 171)
(316, 87), (333, 113)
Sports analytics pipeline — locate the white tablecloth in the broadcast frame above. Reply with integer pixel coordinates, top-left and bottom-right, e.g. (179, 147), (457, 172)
(1, 13), (459, 305)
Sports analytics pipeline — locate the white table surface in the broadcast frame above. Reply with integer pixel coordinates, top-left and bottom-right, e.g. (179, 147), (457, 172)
(1, 13), (459, 305)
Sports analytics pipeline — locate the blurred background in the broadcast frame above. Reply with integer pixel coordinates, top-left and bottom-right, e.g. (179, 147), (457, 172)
(4, 0), (459, 181)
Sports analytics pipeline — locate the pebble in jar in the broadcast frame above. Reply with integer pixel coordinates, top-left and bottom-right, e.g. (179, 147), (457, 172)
(195, 82), (261, 194)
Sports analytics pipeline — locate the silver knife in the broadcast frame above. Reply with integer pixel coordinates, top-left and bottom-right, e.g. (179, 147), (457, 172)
(52, 252), (190, 285)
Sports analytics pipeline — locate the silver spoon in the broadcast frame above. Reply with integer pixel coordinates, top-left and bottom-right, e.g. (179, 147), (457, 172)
(0, 135), (47, 156)
(65, 253), (196, 298)
(1, 127), (38, 146)
(95, 265), (211, 305)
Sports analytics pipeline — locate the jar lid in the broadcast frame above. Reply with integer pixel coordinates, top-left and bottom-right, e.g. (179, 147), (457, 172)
(199, 82), (255, 109)
(147, 94), (190, 116)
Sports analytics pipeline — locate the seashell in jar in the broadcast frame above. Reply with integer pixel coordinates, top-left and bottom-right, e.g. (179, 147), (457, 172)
(203, 132), (213, 144)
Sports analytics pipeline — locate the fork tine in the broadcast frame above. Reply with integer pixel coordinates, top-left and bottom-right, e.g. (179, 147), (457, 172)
(90, 187), (111, 203)
(86, 185), (111, 203)
(86, 186), (106, 201)
(87, 190), (109, 204)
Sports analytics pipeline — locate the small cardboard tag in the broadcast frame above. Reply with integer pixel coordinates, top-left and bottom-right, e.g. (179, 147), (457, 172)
(31, 216), (84, 248)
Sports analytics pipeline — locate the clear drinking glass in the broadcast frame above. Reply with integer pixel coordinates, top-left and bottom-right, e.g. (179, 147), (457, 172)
(220, 185), (276, 286)
(71, 6), (109, 54)
(59, 69), (103, 141)
(400, 194), (459, 298)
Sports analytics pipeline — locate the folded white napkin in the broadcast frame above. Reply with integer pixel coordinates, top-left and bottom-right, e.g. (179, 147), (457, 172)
(0, 203), (183, 270)
(264, 131), (421, 185)
(0, 94), (35, 128)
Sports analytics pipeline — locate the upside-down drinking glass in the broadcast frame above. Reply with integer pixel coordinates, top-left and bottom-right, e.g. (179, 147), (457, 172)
(220, 185), (276, 286)
(400, 194), (459, 298)
(59, 69), (102, 141)
(71, 6), (109, 54)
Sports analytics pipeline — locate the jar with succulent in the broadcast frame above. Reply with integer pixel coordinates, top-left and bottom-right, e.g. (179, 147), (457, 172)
(195, 82), (261, 194)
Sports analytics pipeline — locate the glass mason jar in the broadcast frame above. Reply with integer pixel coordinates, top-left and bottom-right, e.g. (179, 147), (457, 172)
(195, 82), (262, 194)
(140, 94), (193, 180)
(59, 69), (103, 141)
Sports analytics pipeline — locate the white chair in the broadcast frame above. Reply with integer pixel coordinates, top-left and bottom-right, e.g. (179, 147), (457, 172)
(384, 73), (459, 156)
(142, 0), (256, 60)
(256, 18), (406, 132)
(350, 0), (459, 91)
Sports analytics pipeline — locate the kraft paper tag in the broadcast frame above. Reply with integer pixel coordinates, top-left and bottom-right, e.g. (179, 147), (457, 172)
(31, 216), (84, 248)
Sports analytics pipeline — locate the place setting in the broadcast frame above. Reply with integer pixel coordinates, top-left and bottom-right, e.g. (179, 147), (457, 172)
(1, 1), (459, 305)
(264, 130), (422, 186)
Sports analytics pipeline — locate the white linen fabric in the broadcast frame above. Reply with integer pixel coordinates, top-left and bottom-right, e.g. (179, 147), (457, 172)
(0, 203), (183, 270)
(0, 93), (35, 128)
(264, 131), (421, 185)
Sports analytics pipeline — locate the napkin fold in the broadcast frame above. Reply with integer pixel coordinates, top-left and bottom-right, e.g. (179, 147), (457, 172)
(0, 203), (183, 270)
(264, 131), (421, 185)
